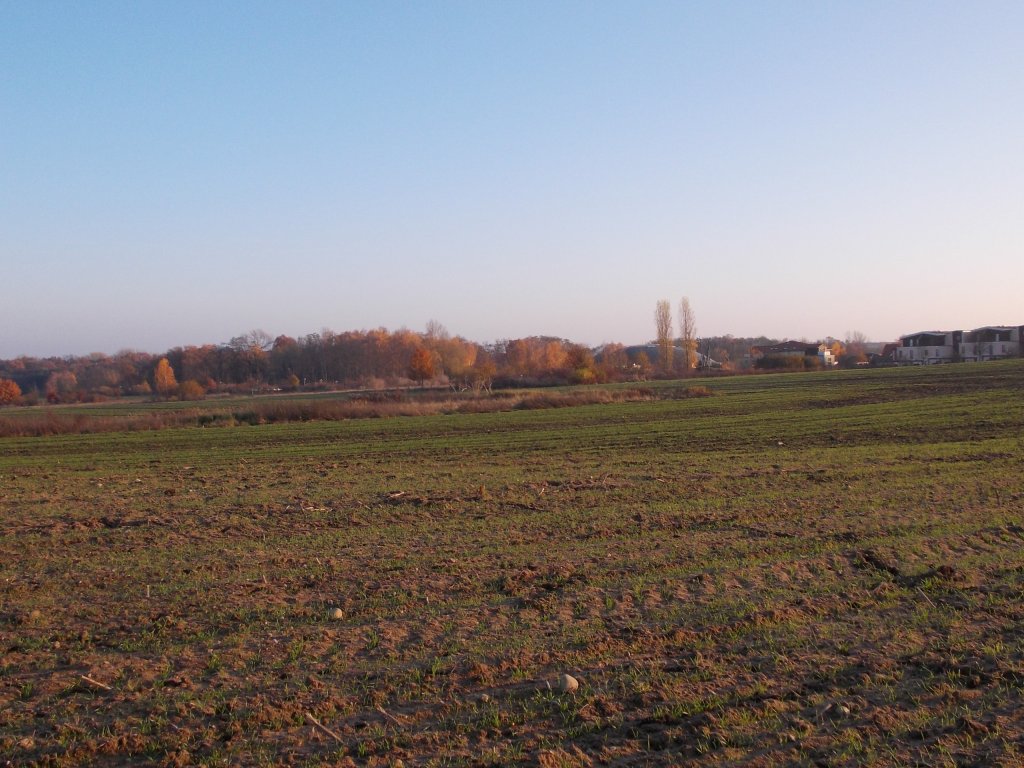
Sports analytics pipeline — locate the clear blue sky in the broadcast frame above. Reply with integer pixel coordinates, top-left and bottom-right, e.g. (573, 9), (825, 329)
(2, 1), (1022, 357)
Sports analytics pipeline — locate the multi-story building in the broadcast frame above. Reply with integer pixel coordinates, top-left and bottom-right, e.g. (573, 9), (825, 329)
(894, 331), (962, 365)
(959, 326), (1022, 362)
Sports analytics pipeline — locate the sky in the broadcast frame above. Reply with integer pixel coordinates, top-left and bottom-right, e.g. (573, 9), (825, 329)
(2, 1), (1022, 358)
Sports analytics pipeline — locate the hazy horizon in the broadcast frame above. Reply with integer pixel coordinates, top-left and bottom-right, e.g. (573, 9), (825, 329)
(3, 2), (1022, 359)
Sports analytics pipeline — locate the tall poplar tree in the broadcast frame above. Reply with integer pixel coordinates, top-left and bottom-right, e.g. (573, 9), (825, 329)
(678, 296), (697, 373)
(655, 300), (673, 374)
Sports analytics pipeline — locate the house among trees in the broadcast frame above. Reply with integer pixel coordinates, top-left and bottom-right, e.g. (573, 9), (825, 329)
(749, 341), (836, 369)
(895, 326), (1024, 364)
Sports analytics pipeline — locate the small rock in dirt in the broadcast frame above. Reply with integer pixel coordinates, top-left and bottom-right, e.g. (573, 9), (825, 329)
(557, 673), (580, 693)
(821, 701), (851, 719)
(330, 607), (344, 620)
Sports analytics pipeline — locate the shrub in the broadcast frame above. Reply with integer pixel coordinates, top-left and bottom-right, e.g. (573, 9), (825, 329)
(178, 380), (206, 401)
(678, 385), (714, 398)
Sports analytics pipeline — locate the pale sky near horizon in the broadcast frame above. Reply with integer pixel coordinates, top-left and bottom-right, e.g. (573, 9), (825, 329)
(2, 1), (1022, 358)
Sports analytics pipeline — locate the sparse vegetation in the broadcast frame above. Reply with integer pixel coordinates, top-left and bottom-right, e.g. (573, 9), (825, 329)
(0, 387), (659, 437)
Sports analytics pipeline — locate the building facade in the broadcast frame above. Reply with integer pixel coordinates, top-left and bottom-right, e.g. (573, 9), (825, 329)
(959, 326), (1022, 362)
(896, 326), (1024, 365)
(895, 331), (962, 364)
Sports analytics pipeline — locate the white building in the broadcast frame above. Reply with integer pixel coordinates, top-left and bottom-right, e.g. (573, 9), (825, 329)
(959, 326), (1022, 362)
(895, 331), (962, 365)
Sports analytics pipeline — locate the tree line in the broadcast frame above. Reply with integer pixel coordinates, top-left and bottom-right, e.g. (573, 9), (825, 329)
(0, 325), (656, 404)
(0, 304), (873, 405)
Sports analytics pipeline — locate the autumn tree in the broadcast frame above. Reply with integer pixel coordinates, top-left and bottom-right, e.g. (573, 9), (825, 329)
(425, 319), (449, 341)
(564, 343), (597, 383)
(655, 300), (673, 374)
(46, 371), (78, 403)
(432, 336), (478, 389)
(229, 330), (273, 385)
(408, 347), (435, 385)
(153, 358), (178, 399)
(678, 296), (697, 374)
(632, 350), (652, 380)
(470, 355), (496, 393)
(177, 380), (205, 401)
(838, 331), (868, 368)
(270, 335), (300, 382)
(846, 330), (868, 358)
(0, 378), (21, 405)
(597, 343), (628, 380)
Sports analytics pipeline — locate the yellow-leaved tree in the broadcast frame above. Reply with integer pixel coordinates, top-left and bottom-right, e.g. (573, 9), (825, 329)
(0, 378), (21, 405)
(408, 347), (435, 385)
(153, 358), (178, 399)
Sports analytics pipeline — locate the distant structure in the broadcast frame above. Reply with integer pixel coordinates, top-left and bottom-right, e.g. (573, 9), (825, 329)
(960, 326), (1022, 362)
(749, 341), (836, 368)
(876, 343), (900, 365)
(895, 325), (1023, 365)
(895, 330), (963, 365)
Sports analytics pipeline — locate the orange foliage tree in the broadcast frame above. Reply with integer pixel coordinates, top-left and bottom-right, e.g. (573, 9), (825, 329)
(46, 371), (78, 403)
(0, 378), (21, 404)
(408, 347), (435, 385)
(153, 358), (178, 399)
(177, 380), (205, 401)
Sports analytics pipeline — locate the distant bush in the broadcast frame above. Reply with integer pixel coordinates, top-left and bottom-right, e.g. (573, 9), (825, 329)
(679, 385), (714, 398)
(513, 388), (653, 410)
(178, 380), (206, 401)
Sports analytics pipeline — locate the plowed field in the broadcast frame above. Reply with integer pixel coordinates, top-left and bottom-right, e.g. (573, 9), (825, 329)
(3, 362), (1024, 766)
